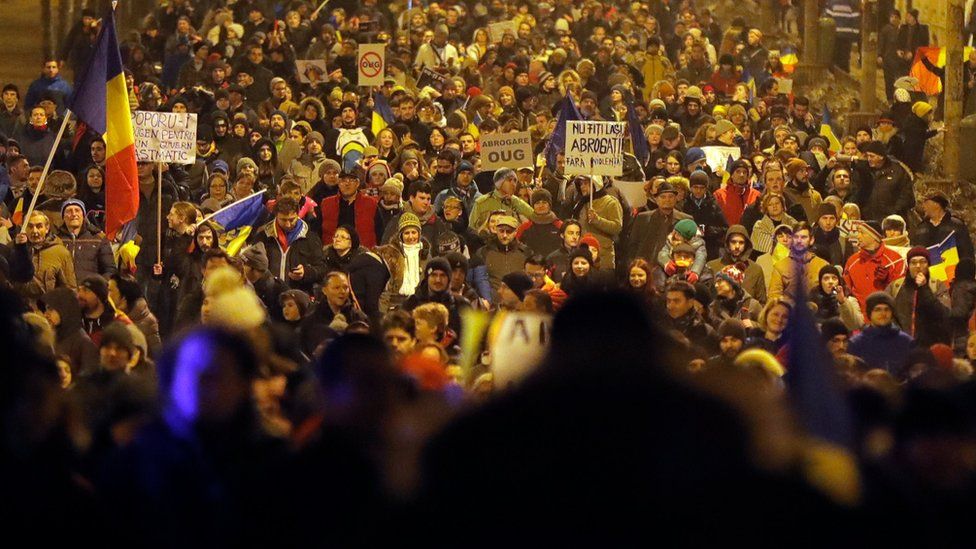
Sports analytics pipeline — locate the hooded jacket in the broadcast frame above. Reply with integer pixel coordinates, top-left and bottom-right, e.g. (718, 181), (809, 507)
(250, 218), (327, 295)
(41, 287), (98, 376)
(706, 225), (767, 304)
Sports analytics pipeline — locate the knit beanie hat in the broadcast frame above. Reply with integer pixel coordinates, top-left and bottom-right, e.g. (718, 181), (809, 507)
(380, 177), (404, 196)
(718, 318), (747, 340)
(912, 101), (933, 118)
(568, 246), (593, 266)
(734, 348), (785, 377)
(859, 220), (884, 241)
(820, 318), (850, 341)
(817, 203), (837, 219)
(436, 231), (462, 255)
(81, 275), (109, 305)
(100, 321), (134, 352)
(819, 264), (841, 282)
(713, 119), (736, 137)
(501, 271), (534, 300)
(684, 147), (706, 167)
(785, 158), (809, 179)
(882, 214), (907, 233)
(906, 246), (930, 264)
(865, 291), (895, 315)
(531, 188), (553, 205)
(425, 256), (452, 278)
(689, 170), (709, 187)
(579, 233), (601, 251)
(240, 242), (269, 272)
(930, 343), (955, 370)
(716, 263), (745, 288)
(398, 212), (422, 234)
(60, 198), (87, 218)
(237, 156), (258, 174)
(674, 218), (698, 240)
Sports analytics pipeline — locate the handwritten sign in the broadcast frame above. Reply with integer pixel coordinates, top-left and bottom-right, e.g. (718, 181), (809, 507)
(132, 111), (198, 165)
(700, 145), (741, 172)
(564, 121), (626, 176)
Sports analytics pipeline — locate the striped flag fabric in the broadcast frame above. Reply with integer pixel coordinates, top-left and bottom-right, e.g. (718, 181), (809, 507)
(626, 96), (649, 165)
(927, 231), (960, 282)
(66, 9), (138, 240)
(819, 106), (842, 153)
(910, 46), (976, 95)
(203, 190), (267, 232)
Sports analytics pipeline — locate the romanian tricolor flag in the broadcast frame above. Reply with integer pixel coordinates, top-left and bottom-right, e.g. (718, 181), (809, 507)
(198, 190), (267, 256)
(66, 9), (138, 240)
(928, 231), (960, 282)
(910, 46), (976, 95)
(779, 46), (799, 74)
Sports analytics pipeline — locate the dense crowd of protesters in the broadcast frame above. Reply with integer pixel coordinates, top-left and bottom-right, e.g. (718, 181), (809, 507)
(5, 0), (976, 545)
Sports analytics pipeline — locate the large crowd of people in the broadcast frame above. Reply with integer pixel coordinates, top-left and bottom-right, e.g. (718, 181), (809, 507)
(5, 0), (976, 545)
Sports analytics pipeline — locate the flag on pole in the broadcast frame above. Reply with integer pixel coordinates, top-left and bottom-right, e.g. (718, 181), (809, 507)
(781, 256), (860, 505)
(544, 92), (581, 172)
(371, 91), (395, 136)
(204, 190), (267, 232)
(819, 106), (842, 153)
(740, 67), (757, 103)
(927, 231), (960, 282)
(910, 46), (976, 95)
(626, 97), (649, 166)
(66, 9), (138, 240)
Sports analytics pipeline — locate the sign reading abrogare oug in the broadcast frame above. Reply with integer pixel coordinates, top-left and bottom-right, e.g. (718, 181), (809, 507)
(564, 120), (625, 176)
(132, 111), (198, 165)
(480, 131), (533, 170)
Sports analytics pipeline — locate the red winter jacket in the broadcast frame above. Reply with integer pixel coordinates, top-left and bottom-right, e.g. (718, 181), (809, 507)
(713, 183), (760, 226)
(320, 194), (379, 248)
(843, 243), (906, 316)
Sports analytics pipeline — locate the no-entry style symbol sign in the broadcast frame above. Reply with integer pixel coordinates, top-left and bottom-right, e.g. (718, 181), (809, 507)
(357, 44), (385, 86)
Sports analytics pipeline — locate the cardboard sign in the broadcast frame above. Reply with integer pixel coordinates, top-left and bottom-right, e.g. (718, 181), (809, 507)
(357, 44), (386, 86)
(700, 145), (741, 172)
(488, 20), (517, 43)
(775, 77), (794, 95)
(564, 121), (626, 176)
(490, 312), (552, 389)
(480, 131), (533, 170)
(132, 111), (198, 165)
(296, 59), (328, 84)
(612, 179), (648, 208)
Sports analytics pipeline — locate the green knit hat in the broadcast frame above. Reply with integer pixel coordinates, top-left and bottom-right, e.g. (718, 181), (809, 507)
(398, 212), (422, 235)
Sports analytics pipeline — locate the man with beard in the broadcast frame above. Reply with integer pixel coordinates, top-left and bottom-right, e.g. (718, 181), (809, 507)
(811, 204), (845, 266)
(783, 158), (823, 223)
(324, 101), (373, 163)
(77, 275), (124, 347)
(429, 150), (459, 197)
(768, 222), (828, 301)
(4, 153), (31, 213)
(706, 225), (766, 303)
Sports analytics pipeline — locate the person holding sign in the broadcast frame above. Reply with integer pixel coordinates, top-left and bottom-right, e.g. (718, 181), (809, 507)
(573, 175), (622, 271)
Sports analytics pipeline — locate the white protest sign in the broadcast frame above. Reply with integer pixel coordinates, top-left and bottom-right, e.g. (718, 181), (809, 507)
(357, 43), (386, 86)
(132, 111), (198, 165)
(613, 179), (648, 208)
(490, 312), (552, 389)
(700, 145), (741, 172)
(488, 20), (517, 43)
(564, 120), (626, 176)
(775, 77), (794, 94)
(480, 130), (533, 170)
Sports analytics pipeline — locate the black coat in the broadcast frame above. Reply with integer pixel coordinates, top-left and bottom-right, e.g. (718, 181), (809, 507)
(910, 211), (975, 265)
(681, 194), (728, 261)
(859, 158), (915, 222)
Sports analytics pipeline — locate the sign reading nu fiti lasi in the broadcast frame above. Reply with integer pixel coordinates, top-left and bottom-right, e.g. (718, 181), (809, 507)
(480, 131), (533, 170)
(132, 111), (198, 165)
(564, 120), (625, 176)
